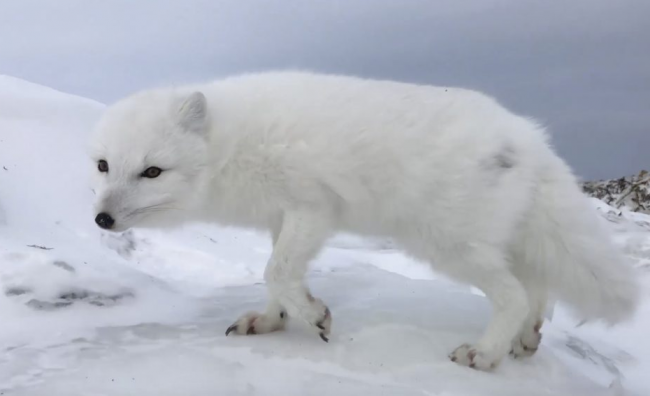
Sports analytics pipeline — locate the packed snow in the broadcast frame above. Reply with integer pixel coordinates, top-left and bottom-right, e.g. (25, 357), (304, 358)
(1, 76), (649, 396)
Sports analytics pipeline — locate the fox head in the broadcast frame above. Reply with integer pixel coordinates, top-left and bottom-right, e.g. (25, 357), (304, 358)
(89, 89), (210, 232)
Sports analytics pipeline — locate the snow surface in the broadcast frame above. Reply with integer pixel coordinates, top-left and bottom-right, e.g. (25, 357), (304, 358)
(1, 76), (649, 396)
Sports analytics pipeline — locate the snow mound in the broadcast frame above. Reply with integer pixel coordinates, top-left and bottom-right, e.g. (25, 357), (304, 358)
(0, 75), (103, 122)
(1, 77), (649, 395)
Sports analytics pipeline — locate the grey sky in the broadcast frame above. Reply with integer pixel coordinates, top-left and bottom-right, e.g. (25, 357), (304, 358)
(1, 0), (648, 180)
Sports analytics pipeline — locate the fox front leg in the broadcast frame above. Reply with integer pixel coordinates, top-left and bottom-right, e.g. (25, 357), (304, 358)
(226, 209), (333, 341)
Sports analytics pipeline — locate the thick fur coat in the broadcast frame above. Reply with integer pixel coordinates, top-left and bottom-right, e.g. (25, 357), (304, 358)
(89, 71), (640, 370)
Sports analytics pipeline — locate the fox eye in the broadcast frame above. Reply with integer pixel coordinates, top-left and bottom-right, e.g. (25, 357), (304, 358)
(141, 166), (162, 178)
(98, 160), (109, 173)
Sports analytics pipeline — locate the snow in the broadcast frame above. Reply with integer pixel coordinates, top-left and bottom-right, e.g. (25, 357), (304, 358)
(1, 76), (649, 396)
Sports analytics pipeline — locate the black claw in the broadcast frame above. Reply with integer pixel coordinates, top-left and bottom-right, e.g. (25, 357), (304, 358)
(319, 333), (329, 343)
(280, 311), (286, 319)
(316, 323), (325, 330)
(225, 324), (238, 336)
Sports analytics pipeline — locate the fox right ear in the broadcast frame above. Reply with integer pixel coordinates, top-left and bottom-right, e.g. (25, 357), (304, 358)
(177, 91), (208, 135)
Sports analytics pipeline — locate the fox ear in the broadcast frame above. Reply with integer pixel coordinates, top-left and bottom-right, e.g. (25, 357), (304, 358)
(177, 91), (208, 135)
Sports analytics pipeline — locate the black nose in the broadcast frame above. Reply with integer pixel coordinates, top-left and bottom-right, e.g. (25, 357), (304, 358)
(95, 212), (115, 229)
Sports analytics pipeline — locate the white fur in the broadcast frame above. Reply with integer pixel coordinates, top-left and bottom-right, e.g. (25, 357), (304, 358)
(89, 71), (640, 369)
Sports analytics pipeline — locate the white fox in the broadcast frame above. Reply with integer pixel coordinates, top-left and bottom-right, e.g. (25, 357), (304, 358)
(89, 71), (639, 370)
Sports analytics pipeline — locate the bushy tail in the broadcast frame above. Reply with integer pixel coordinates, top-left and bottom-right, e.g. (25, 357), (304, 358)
(519, 155), (640, 324)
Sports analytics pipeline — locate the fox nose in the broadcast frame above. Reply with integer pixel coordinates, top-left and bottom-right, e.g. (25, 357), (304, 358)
(95, 212), (115, 229)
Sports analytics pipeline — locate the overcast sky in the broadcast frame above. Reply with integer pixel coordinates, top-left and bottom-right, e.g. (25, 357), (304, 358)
(1, 0), (648, 180)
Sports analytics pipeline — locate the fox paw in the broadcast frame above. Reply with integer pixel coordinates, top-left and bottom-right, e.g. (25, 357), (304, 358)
(511, 321), (542, 358)
(225, 310), (287, 336)
(449, 343), (499, 371)
(281, 293), (332, 343)
(315, 305), (332, 342)
(300, 294), (332, 342)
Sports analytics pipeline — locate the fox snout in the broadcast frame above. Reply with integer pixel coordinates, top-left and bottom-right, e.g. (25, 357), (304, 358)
(95, 212), (115, 230)
(93, 190), (121, 230)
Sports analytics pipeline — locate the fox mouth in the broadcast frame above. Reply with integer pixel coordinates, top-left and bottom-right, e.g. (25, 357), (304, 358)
(95, 202), (179, 231)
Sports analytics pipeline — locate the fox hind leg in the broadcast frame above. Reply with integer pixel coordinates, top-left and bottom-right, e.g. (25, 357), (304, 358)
(510, 270), (548, 358)
(441, 245), (530, 370)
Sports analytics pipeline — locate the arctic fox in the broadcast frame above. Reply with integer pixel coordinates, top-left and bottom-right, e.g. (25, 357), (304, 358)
(89, 71), (639, 370)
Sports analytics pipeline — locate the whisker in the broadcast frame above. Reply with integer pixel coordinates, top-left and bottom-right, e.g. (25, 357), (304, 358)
(126, 203), (183, 219)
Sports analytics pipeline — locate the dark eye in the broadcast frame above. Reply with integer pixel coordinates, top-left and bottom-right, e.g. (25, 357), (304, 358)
(141, 166), (162, 178)
(98, 160), (109, 173)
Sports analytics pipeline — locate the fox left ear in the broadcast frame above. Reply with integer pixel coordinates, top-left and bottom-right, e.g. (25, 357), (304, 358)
(177, 91), (208, 135)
